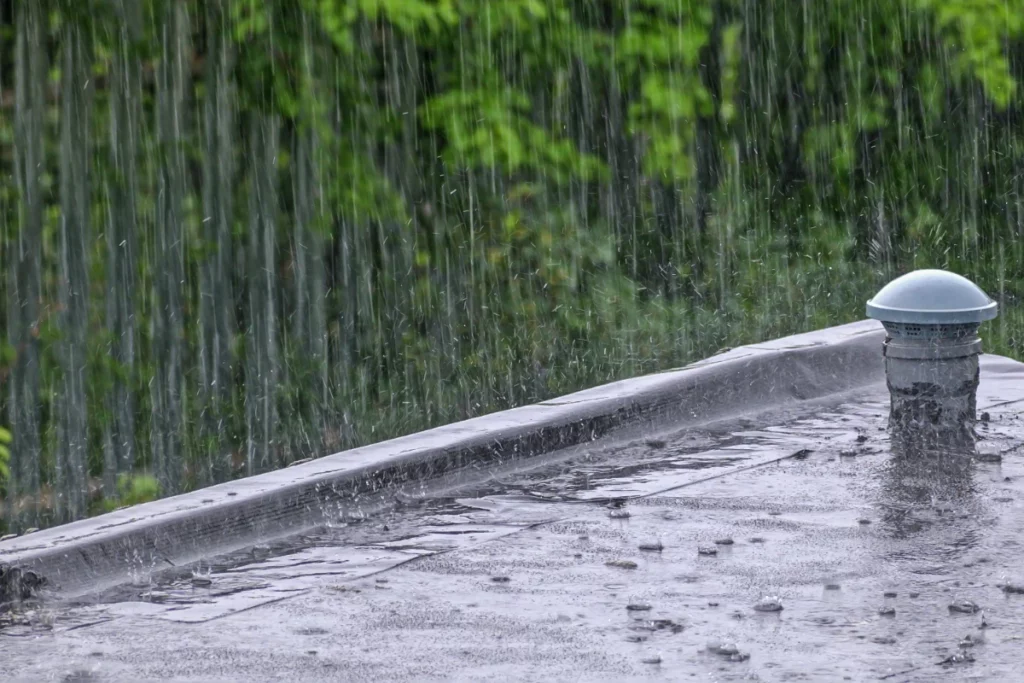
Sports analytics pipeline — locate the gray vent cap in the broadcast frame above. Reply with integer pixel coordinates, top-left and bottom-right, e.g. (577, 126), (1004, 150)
(866, 269), (997, 324)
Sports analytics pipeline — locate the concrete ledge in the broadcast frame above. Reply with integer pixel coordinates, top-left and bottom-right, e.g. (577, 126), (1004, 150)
(0, 320), (886, 599)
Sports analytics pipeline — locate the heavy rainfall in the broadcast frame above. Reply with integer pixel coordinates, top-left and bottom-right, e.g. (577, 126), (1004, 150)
(1, 0), (1024, 680)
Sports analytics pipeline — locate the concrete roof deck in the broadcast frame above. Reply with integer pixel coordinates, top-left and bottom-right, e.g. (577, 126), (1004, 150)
(2, 352), (1023, 682)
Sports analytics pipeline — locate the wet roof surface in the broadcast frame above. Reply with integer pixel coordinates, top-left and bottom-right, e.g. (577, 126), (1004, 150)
(3, 355), (1024, 682)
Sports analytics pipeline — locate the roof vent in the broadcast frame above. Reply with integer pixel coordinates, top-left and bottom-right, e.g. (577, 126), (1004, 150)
(867, 269), (997, 325)
(866, 270), (998, 444)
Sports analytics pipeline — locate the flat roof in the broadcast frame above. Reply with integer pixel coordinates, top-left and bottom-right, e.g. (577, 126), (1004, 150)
(3, 352), (1023, 681)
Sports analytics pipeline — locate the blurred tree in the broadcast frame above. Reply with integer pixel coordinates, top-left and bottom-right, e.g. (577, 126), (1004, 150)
(0, 0), (1021, 530)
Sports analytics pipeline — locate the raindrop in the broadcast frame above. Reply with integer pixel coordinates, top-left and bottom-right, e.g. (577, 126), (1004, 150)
(707, 640), (739, 656)
(949, 599), (980, 614)
(939, 650), (975, 665)
(753, 596), (784, 612)
(606, 560), (638, 570)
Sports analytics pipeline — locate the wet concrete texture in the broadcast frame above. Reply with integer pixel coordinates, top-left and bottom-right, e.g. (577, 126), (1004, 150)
(2, 348), (1024, 680)
(0, 321), (886, 601)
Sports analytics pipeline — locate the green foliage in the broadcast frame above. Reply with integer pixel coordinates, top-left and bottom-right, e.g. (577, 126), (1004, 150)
(614, 3), (712, 179)
(2, 0), (1024, 531)
(420, 87), (606, 182)
(0, 427), (11, 483)
(100, 474), (161, 513)
(915, 0), (1024, 108)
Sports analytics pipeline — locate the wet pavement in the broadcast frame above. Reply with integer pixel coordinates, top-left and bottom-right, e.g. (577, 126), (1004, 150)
(3, 355), (1024, 682)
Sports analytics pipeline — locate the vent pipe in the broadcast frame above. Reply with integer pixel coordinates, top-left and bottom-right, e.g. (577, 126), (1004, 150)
(866, 269), (997, 442)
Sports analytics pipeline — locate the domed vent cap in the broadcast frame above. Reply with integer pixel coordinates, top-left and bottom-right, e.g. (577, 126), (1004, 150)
(866, 270), (997, 325)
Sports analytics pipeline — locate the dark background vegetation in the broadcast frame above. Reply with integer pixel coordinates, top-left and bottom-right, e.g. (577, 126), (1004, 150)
(1, 0), (1022, 531)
